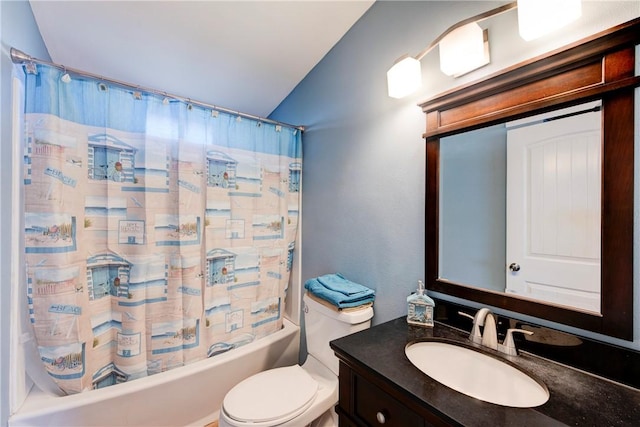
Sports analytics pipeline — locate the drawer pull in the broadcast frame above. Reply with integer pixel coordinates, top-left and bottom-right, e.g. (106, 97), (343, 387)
(376, 411), (387, 424)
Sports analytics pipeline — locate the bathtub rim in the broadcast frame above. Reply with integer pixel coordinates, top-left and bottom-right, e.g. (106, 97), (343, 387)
(9, 317), (300, 425)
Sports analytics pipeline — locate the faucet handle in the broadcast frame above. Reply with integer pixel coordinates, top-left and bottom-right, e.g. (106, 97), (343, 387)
(458, 310), (486, 345)
(458, 311), (474, 321)
(500, 328), (533, 356)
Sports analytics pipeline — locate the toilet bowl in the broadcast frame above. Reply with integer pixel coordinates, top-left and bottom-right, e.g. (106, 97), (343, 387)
(218, 355), (337, 427)
(218, 293), (373, 427)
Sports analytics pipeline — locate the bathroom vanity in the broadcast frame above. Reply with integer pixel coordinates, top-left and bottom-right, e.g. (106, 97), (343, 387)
(330, 305), (640, 426)
(330, 16), (640, 427)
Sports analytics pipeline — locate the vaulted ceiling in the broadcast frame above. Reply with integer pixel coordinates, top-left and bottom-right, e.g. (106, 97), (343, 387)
(29, 1), (374, 118)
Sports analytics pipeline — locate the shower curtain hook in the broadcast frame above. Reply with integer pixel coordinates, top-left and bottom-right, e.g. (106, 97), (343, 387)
(61, 67), (71, 83)
(25, 61), (38, 75)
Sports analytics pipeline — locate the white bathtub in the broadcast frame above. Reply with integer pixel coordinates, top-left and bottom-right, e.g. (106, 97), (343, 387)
(9, 318), (300, 427)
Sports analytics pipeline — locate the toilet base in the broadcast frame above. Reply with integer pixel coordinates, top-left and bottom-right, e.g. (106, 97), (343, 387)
(309, 407), (338, 427)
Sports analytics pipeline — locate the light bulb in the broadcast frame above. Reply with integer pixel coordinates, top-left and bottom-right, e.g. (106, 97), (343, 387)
(387, 55), (422, 98)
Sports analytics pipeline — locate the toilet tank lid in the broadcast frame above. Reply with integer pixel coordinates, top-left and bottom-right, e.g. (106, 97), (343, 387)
(304, 293), (373, 324)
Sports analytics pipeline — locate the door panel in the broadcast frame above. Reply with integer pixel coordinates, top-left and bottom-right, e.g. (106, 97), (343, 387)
(506, 107), (601, 313)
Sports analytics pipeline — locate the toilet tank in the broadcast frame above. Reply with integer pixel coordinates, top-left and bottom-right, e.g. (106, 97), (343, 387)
(303, 293), (373, 376)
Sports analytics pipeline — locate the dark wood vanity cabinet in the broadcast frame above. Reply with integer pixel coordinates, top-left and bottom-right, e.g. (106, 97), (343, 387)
(336, 361), (453, 427)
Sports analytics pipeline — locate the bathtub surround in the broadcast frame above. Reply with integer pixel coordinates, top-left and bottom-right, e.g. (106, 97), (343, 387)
(16, 62), (301, 394)
(1, 2), (52, 425)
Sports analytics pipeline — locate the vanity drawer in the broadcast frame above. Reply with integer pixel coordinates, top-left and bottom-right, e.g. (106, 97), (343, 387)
(352, 374), (424, 427)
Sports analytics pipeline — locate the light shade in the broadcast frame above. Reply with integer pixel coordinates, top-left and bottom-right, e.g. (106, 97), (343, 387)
(439, 22), (488, 77)
(518, 0), (582, 41)
(387, 55), (422, 99)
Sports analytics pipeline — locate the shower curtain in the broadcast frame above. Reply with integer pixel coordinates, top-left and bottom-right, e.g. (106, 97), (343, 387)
(17, 63), (302, 394)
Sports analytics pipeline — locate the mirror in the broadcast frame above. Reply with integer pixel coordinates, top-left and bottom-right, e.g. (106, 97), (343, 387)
(439, 101), (602, 314)
(421, 19), (639, 340)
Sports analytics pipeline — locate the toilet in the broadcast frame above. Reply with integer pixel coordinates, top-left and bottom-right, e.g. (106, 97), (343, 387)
(218, 293), (374, 427)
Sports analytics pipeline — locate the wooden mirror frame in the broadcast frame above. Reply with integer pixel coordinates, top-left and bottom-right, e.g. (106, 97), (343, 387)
(421, 18), (640, 340)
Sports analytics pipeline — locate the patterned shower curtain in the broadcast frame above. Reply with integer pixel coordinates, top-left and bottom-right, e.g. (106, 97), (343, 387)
(17, 63), (301, 394)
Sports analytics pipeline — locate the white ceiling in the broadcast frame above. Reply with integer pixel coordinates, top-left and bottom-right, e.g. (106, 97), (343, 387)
(29, 1), (374, 118)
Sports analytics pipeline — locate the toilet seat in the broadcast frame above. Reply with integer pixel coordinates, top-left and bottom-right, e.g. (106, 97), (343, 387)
(222, 365), (319, 426)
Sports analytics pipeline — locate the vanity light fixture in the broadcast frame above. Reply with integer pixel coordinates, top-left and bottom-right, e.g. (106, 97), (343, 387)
(386, 55), (422, 99)
(518, 0), (581, 41)
(387, 0), (582, 98)
(438, 22), (488, 77)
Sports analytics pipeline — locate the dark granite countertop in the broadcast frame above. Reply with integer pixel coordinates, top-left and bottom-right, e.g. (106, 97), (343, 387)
(330, 317), (640, 427)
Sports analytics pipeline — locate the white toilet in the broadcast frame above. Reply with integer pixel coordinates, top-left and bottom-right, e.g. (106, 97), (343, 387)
(218, 293), (374, 427)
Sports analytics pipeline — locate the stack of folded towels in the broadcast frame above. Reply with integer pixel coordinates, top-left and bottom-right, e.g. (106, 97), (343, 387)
(304, 273), (375, 311)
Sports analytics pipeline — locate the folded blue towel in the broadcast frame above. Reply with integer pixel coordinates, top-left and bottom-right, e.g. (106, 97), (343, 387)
(304, 274), (375, 309)
(316, 273), (371, 296)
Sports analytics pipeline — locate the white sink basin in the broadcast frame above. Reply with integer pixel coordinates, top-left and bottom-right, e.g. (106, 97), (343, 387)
(405, 341), (549, 407)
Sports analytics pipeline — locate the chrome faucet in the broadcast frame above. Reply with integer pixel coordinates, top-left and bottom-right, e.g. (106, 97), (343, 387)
(481, 312), (498, 350)
(459, 309), (533, 356)
(458, 308), (492, 345)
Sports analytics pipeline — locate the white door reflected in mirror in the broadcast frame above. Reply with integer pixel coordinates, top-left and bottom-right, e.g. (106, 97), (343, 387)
(439, 101), (602, 314)
(506, 103), (601, 313)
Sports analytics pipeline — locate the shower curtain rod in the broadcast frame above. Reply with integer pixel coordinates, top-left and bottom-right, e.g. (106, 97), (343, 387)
(10, 47), (305, 132)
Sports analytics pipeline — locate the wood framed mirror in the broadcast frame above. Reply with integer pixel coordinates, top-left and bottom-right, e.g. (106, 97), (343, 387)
(421, 18), (640, 340)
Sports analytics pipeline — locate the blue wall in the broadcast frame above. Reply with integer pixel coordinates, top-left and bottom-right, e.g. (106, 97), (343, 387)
(1, 1), (50, 425)
(270, 1), (640, 348)
(439, 124), (506, 292)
